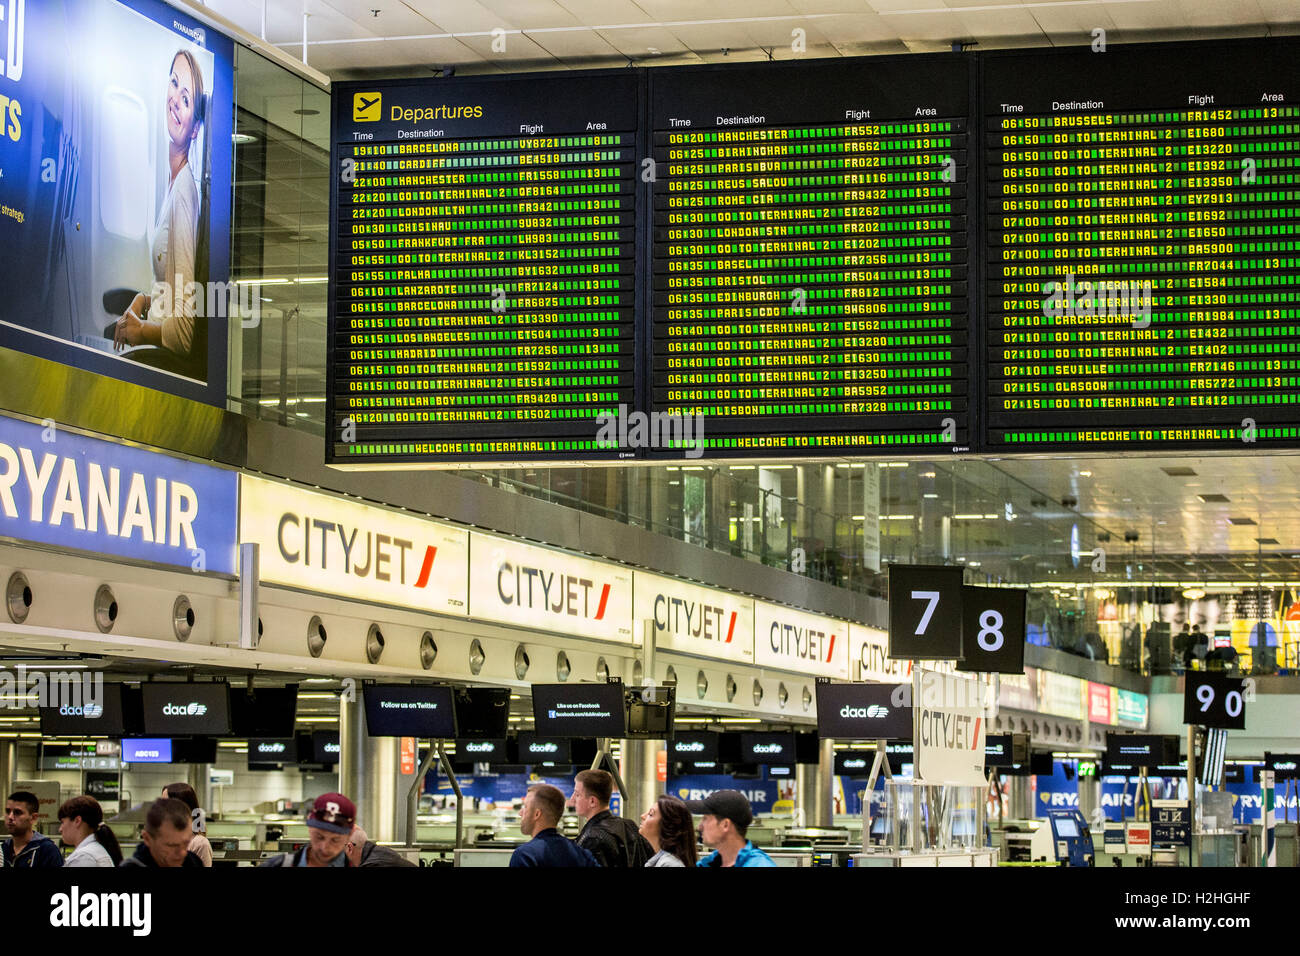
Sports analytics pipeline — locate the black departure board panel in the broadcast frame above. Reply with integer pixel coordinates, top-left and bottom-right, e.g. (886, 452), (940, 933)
(649, 58), (973, 458)
(329, 74), (641, 465)
(984, 42), (1300, 451)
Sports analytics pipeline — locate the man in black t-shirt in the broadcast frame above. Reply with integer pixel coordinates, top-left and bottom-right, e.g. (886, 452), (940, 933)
(571, 769), (652, 868)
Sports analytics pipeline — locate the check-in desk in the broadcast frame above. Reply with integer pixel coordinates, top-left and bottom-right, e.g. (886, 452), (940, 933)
(852, 849), (998, 867)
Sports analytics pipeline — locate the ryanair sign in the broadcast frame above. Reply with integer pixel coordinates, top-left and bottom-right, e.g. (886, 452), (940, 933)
(633, 571), (753, 664)
(0, 414), (236, 573)
(239, 475), (468, 615)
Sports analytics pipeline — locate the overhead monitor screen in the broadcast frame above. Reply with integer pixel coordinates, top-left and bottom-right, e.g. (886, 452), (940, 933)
(39, 683), (129, 737)
(122, 738), (172, 764)
(672, 732), (719, 762)
(531, 682), (627, 737)
(310, 732), (341, 765)
(248, 738), (298, 768)
(140, 682), (231, 736)
(329, 73), (640, 466)
(363, 684), (457, 738)
(515, 733), (572, 765)
(740, 732), (797, 764)
(648, 57), (972, 459)
(983, 40), (1300, 452)
(456, 738), (511, 765)
(453, 687), (512, 738)
(815, 681), (913, 739)
(229, 686), (299, 738)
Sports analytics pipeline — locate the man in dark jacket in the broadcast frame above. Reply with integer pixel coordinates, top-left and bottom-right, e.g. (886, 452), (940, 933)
(510, 784), (597, 867)
(345, 825), (416, 867)
(119, 798), (204, 868)
(571, 770), (652, 868)
(3, 791), (63, 867)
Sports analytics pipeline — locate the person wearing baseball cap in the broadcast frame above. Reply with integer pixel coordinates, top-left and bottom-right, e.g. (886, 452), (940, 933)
(259, 793), (357, 868)
(687, 790), (775, 868)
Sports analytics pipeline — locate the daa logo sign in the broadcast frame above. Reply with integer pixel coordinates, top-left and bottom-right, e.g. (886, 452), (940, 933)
(240, 475), (469, 616)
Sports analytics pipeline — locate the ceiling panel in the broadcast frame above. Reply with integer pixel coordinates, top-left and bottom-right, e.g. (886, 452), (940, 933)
(323, 0), (442, 33)
(554, 0), (658, 23)
(455, 31), (562, 64)
(528, 29), (627, 60)
(474, 0), (587, 29)
(305, 37), (479, 72)
(594, 25), (700, 56)
(400, 0), (500, 33)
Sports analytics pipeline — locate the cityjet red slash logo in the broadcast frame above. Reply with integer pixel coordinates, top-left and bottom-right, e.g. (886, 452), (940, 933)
(497, 562), (611, 619)
(653, 595), (737, 643)
(768, 621), (835, 663)
(277, 513), (438, 588)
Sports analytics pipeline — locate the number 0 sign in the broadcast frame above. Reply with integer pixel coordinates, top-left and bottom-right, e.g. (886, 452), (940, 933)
(957, 585), (1027, 675)
(888, 565), (965, 660)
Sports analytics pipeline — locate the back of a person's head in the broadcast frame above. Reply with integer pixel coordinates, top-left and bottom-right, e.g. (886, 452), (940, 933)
(163, 782), (199, 813)
(529, 784), (565, 826)
(575, 769), (613, 805)
(6, 790), (38, 815)
(655, 794), (699, 866)
(145, 797), (191, 837)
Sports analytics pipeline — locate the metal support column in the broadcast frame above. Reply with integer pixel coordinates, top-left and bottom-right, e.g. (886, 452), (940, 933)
(340, 698), (400, 842)
(620, 738), (661, 821)
(405, 741), (439, 847)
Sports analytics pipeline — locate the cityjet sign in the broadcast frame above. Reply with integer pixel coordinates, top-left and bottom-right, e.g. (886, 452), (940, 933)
(240, 476), (469, 616)
(754, 601), (849, 679)
(852, 624), (907, 683)
(469, 533), (633, 644)
(634, 571), (754, 663)
(0, 414), (237, 573)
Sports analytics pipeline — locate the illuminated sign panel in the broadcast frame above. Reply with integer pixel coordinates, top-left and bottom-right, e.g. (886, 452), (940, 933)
(633, 571), (754, 663)
(329, 73), (640, 465)
(984, 41), (1300, 451)
(648, 57), (972, 458)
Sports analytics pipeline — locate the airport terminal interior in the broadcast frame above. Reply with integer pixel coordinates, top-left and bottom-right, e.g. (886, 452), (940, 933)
(2, 0), (1300, 872)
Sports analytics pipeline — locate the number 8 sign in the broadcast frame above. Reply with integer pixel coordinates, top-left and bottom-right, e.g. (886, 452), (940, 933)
(1183, 673), (1248, 730)
(957, 585), (1027, 675)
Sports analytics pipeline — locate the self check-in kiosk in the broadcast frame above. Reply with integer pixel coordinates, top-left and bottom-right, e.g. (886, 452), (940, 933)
(1030, 809), (1094, 866)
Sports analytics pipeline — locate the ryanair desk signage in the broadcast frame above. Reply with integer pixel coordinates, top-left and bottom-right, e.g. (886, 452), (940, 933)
(239, 475), (469, 615)
(0, 414), (236, 573)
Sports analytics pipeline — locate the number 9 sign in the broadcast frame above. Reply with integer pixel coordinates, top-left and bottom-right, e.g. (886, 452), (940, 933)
(1183, 673), (1248, 730)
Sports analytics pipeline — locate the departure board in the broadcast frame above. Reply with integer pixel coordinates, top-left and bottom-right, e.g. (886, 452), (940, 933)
(984, 41), (1300, 451)
(328, 74), (641, 465)
(649, 59), (973, 459)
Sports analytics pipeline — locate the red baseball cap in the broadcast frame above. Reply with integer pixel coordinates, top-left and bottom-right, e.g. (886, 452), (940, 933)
(306, 793), (356, 834)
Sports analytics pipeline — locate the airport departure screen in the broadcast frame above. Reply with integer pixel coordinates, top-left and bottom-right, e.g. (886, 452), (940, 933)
(984, 43), (1300, 451)
(330, 75), (640, 465)
(649, 58), (972, 458)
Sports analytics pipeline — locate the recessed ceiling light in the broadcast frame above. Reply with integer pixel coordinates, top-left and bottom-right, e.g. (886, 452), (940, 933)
(1162, 466), (1197, 477)
(1078, 471), (1092, 477)
(1198, 494), (1230, 503)
(1227, 517), (1256, 526)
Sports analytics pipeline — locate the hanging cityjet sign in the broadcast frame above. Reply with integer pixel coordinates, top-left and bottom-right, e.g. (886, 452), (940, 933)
(914, 670), (986, 786)
(469, 532), (633, 644)
(239, 475), (468, 615)
(0, 413), (237, 573)
(754, 601), (849, 679)
(633, 571), (753, 664)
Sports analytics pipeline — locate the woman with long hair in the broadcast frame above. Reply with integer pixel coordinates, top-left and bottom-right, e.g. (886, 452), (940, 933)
(114, 49), (205, 359)
(57, 795), (123, 867)
(639, 794), (698, 867)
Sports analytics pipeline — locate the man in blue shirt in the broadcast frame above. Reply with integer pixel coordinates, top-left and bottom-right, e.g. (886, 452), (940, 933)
(3, 791), (63, 868)
(689, 790), (776, 868)
(510, 784), (598, 867)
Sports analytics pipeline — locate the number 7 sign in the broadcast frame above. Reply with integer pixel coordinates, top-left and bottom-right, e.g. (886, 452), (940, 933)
(888, 565), (965, 660)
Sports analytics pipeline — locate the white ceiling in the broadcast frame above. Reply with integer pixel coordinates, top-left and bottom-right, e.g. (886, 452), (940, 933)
(201, 0), (1300, 78)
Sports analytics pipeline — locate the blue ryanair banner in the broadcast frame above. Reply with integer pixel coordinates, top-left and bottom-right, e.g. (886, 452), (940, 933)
(0, 414), (236, 573)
